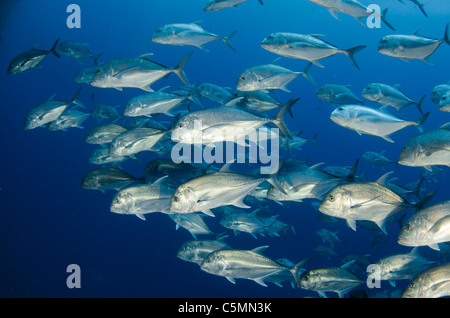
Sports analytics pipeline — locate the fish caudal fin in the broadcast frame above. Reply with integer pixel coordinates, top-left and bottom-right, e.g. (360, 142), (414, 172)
(93, 52), (104, 65)
(49, 38), (61, 58)
(173, 51), (193, 86)
(343, 45), (366, 70)
(222, 31), (237, 51)
(414, 95), (426, 115)
(380, 8), (396, 31)
(414, 112), (430, 133)
(271, 98), (300, 139)
(301, 62), (316, 85)
(290, 257), (313, 287)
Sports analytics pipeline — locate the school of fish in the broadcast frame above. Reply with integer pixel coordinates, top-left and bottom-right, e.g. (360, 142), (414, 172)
(8, 0), (450, 298)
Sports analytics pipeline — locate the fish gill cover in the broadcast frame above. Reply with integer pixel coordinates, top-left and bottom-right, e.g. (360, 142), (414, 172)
(1, 0), (450, 298)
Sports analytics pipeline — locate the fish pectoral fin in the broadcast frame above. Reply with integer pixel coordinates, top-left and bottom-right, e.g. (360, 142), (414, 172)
(346, 219), (357, 231)
(350, 196), (380, 209)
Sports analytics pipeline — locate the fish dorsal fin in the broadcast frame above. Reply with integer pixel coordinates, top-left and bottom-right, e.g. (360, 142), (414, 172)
(309, 162), (324, 170)
(152, 175), (168, 185)
(271, 57), (282, 65)
(48, 93), (57, 101)
(341, 260), (355, 270)
(410, 247), (421, 256)
(139, 53), (154, 59)
(251, 245), (269, 254)
(439, 122), (450, 130)
(157, 86), (171, 92)
(219, 160), (236, 173)
(376, 171), (395, 186)
(224, 97), (244, 107)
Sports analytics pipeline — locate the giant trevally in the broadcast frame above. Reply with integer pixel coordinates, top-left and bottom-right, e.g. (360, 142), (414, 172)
(24, 87), (82, 130)
(316, 84), (363, 105)
(198, 83), (233, 104)
(318, 171), (432, 234)
(432, 83), (450, 104)
(171, 97), (298, 143)
(398, 0), (428, 18)
(261, 32), (366, 70)
(236, 61), (314, 92)
(330, 104), (429, 143)
(378, 24), (450, 63)
(110, 176), (176, 219)
(398, 123), (450, 170)
(75, 52), (193, 91)
(362, 83), (426, 114)
(151, 22), (237, 51)
(203, 0), (263, 12)
(402, 263), (450, 298)
(88, 148), (128, 167)
(169, 213), (215, 238)
(200, 246), (311, 286)
(169, 164), (286, 217)
(362, 150), (398, 169)
(398, 200), (450, 251)
(85, 123), (128, 145)
(81, 167), (143, 193)
(177, 236), (232, 265)
(124, 87), (197, 118)
(369, 248), (437, 287)
(299, 263), (364, 298)
(233, 90), (284, 113)
(7, 38), (60, 75)
(56, 41), (103, 65)
(306, 0), (395, 30)
(47, 109), (90, 131)
(439, 91), (450, 112)
(108, 127), (170, 158)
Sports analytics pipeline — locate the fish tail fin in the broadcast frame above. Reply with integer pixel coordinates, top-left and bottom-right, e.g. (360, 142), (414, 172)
(187, 82), (203, 107)
(414, 112), (430, 133)
(444, 23), (450, 46)
(309, 132), (319, 145)
(301, 62), (316, 85)
(222, 31), (237, 51)
(417, 1), (428, 17)
(414, 94), (427, 115)
(173, 51), (193, 86)
(343, 45), (366, 70)
(49, 38), (61, 58)
(289, 257), (313, 287)
(271, 98), (300, 139)
(380, 8), (396, 31)
(346, 158), (359, 181)
(93, 52), (104, 65)
(414, 190), (438, 210)
(70, 86), (85, 108)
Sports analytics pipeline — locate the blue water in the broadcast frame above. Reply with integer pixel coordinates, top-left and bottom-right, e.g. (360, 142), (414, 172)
(1, 0), (449, 298)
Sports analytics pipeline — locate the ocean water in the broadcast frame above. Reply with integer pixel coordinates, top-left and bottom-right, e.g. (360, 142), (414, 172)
(1, 0), (449, 299)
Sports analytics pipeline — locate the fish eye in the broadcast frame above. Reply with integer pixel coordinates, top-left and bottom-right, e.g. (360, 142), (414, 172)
(409, 282), (415, 288)
(337, 107), (343, 111)
(114, 199), (120, 204)
(404, 225), (411, 231)
(173, 196), (179, 202)
(366, 87), (371, 90)
(240, 76), (246, 81)
(401, 147), (407, 153)
(328, 195), (335, 202)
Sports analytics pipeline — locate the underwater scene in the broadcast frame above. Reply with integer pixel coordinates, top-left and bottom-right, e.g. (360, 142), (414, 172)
(1, 0), (450, 299)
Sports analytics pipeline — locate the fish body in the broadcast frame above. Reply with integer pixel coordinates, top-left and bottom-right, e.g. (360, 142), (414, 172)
(177, 237), (231, 265)
(316, 84), (362, 105)
(81, 167), (141, 192)
(402, 263), (450, 298)
(261, 32), (366, 69)
(56, 41), (103, 64)
(330, 105), (429, 143)
(203, 0), (263, 12)
(109, 127), (169, 158)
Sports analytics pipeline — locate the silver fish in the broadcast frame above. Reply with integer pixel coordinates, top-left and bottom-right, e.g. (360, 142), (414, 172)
(236, 61), (314, 92)
(177, 236), (232, 265)
(198, 83), (233, 104)
(200, 246), (311, 286)
(299, 263), (364, 298)
(431, 83), (450, 104)
(362, 83), (425, 113)
(402, 263), (450, 298)
(169, 164), (285, 217)
(88, 148), (128, 167)
(171, 98), (298, 144)
(398, 199), (450, 251)
(306, 0), (395, 30)
(152, 22), (236, 51)
(56, 40), (103, 64)
(363, 150), (398, 168)
(330, 104), (429, 143)
(81, 167), (142, 193)
(47, 109), (90, 131)
(110, 176), (175, 218)
(398, 123), (450, 170)
(261, 32), (366, 69)
(7, 38), (60, 75)
(24, 87), (82, 130)
(316, 84), (363, 105)
(203, 0), (263, 12)
(369, 248), (437, 286)
(85, 123), (128, 145)
(319, 172), (419, 234)
(378, 24), (450, 63)
(169, 213), (215, 239)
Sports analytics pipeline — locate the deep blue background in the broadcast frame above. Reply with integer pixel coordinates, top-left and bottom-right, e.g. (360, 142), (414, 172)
(1, 0), (449, 298)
